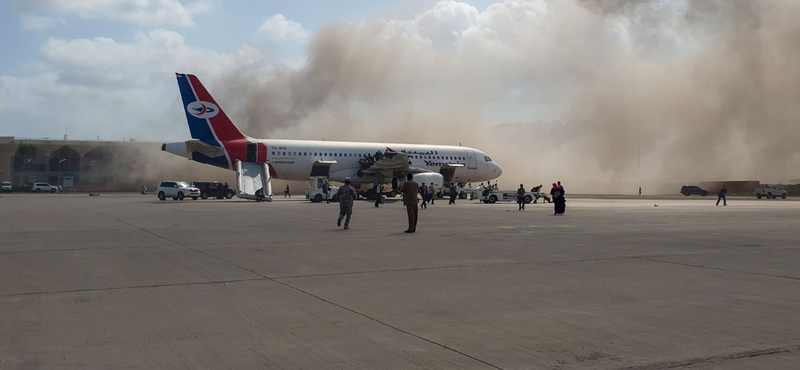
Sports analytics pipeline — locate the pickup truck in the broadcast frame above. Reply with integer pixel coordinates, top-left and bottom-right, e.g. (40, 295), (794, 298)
(754, 185), (787, 199)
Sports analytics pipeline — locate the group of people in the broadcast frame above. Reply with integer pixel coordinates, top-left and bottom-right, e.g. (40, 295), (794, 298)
(335, 173), (425, 233)
(357, 151), (391, 176)
(419, 182), (437, 209)
(551, 181), (566, 215)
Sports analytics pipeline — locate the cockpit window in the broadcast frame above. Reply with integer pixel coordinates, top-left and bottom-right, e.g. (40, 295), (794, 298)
(484, 156), (492, 162)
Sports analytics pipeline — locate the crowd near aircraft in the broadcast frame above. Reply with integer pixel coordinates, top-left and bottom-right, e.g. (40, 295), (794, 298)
(163, 73), (502, 198)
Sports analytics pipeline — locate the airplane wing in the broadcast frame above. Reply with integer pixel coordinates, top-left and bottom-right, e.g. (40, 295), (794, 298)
(362, 154), (466, 179)
(362, 153), (416, 177)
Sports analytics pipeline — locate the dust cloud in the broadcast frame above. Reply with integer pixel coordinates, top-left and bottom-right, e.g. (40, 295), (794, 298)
(207, 0), (799, 194)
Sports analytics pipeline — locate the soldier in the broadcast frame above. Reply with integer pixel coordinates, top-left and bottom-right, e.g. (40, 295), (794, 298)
(336, 177), (358, 230)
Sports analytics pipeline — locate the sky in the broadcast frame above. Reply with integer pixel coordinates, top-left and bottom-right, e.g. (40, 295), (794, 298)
(1, 0), (798, 191)
(0, 0), (500, 141)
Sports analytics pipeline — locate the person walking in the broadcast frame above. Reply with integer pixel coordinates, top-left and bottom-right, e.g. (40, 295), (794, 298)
(517, 184), (526, 210)
(449, 183), (457, 204)
(558, 181), (566, 214)
(336, 177), (358, 230)
(420, 182), (428, 209)
(374, 182), (382, 208)
(284, 184), (291, 198)
(716, 186), (727, 206)
(429, 183), (436, 205)
(551, 183), (565, 215)
(322, 181), (330, 204)
(398, 174), (419, 233)
(639, 186), (642, 196)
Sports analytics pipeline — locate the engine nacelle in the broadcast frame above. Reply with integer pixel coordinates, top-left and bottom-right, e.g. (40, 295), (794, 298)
(392, 172), (444, 190)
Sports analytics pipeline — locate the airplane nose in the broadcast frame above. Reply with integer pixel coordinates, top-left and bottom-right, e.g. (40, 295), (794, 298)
(495, 163), (503, 176)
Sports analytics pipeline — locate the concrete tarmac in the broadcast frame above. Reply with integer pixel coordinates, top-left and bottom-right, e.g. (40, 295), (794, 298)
(1, 193), (799, 369)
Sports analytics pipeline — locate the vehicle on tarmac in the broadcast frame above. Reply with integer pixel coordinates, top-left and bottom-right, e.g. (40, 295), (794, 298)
(32, 182), (58, 193)
(192, 181), (235, 199)
(1, 182), (11, 193)
(754, 184), (787, 199)
(306, 176), (340, 203)
(157, 181), (201, 201)
(680, 185), (708, 196)
(478, 188), (536, 204)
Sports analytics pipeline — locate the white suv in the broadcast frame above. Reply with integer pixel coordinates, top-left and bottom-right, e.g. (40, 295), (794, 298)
(1, 182), (11, 193)
(32, 182), (58, 193)
(157, 181), (200, 201)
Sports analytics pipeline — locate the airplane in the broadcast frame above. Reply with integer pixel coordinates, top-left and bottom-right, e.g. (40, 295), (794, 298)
(162, 73), (502, 199)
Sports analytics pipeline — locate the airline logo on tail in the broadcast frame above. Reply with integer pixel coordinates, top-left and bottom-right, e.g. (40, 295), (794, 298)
(187, 101), (219, 119)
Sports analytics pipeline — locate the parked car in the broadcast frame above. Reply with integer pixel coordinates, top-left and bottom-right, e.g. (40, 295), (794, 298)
(680, 185), (708, 196)
(192, 181), (235, 199)
(156, 181), (201, 201)
(32, 182), (58, 193)
(754, 184), (788, 199)
(1, 182), (11, 193)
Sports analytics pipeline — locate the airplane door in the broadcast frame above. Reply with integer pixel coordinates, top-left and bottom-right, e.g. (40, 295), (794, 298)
(310, 161), (336, 177)
(466, 150), (478, 169)
(247, 143), (257, 163)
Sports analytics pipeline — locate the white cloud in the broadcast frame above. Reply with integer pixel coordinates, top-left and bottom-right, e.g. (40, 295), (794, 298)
(19, 14), (66, 30)
(0, 29), (272, 140)
(258, 14), (310, 40)
(12, 0), (211, 27)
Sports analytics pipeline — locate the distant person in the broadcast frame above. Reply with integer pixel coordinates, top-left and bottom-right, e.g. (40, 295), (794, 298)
(517, 184), (526, 210)
(374, 183), (382, 208)
(448, 183), (457, 204)
(420, 182), (429, 209)
(429, 183), (436, 205)
(398, 174), (419, 233)
(284, 184), (290, 198)
(558, 181), (566, 213)
(141, 185), (147, 195)
(716, 186), (727, 206)
(551, 182), (565, 215)
(336, 177), (358, 230)
(322, 181), (330, 204)
(639, 186), (642, 196)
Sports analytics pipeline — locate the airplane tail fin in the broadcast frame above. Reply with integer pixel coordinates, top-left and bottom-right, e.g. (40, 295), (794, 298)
(175, 73), (246, 144)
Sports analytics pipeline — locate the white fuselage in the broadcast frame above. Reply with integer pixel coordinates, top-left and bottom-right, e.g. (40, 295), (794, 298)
(258, 139), (502, 185)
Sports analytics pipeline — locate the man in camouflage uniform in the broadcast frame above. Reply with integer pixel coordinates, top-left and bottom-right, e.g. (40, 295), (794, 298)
(336, 177), (358, 230)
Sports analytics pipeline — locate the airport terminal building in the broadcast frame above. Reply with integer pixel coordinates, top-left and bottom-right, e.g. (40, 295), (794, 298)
(0, 136), (162, 189)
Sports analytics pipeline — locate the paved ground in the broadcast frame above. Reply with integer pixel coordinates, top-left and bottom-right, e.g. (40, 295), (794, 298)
(0, 193), (798, 369)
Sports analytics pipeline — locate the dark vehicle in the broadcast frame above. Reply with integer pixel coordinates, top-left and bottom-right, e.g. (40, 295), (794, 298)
(192, 181), (235, 199)
(680, 185), (708, 196)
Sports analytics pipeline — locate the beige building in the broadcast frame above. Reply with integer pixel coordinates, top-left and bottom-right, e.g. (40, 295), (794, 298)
(0, 136), (233, 189)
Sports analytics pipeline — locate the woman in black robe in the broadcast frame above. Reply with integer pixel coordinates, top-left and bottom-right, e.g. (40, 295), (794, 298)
(550, 182), (565, 215)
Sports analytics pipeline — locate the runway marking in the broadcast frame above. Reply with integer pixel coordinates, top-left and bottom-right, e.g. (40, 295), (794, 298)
(617, 343), (800, 369)
(632, 257), (800, 282)
(1, 277), (265, 297)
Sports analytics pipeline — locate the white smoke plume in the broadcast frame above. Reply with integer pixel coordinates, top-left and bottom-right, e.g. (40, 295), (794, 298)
(206, 0), (800, 193)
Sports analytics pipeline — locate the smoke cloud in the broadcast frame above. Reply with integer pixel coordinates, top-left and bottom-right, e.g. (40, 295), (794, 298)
(208, 0), (799, 193)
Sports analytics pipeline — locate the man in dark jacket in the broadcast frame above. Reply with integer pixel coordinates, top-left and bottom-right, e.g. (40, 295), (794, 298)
(517, 184), (526, 210)
(448, 184), (457, 204)
(716, 186), (727, 206)
(398, 174), (419, 233)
